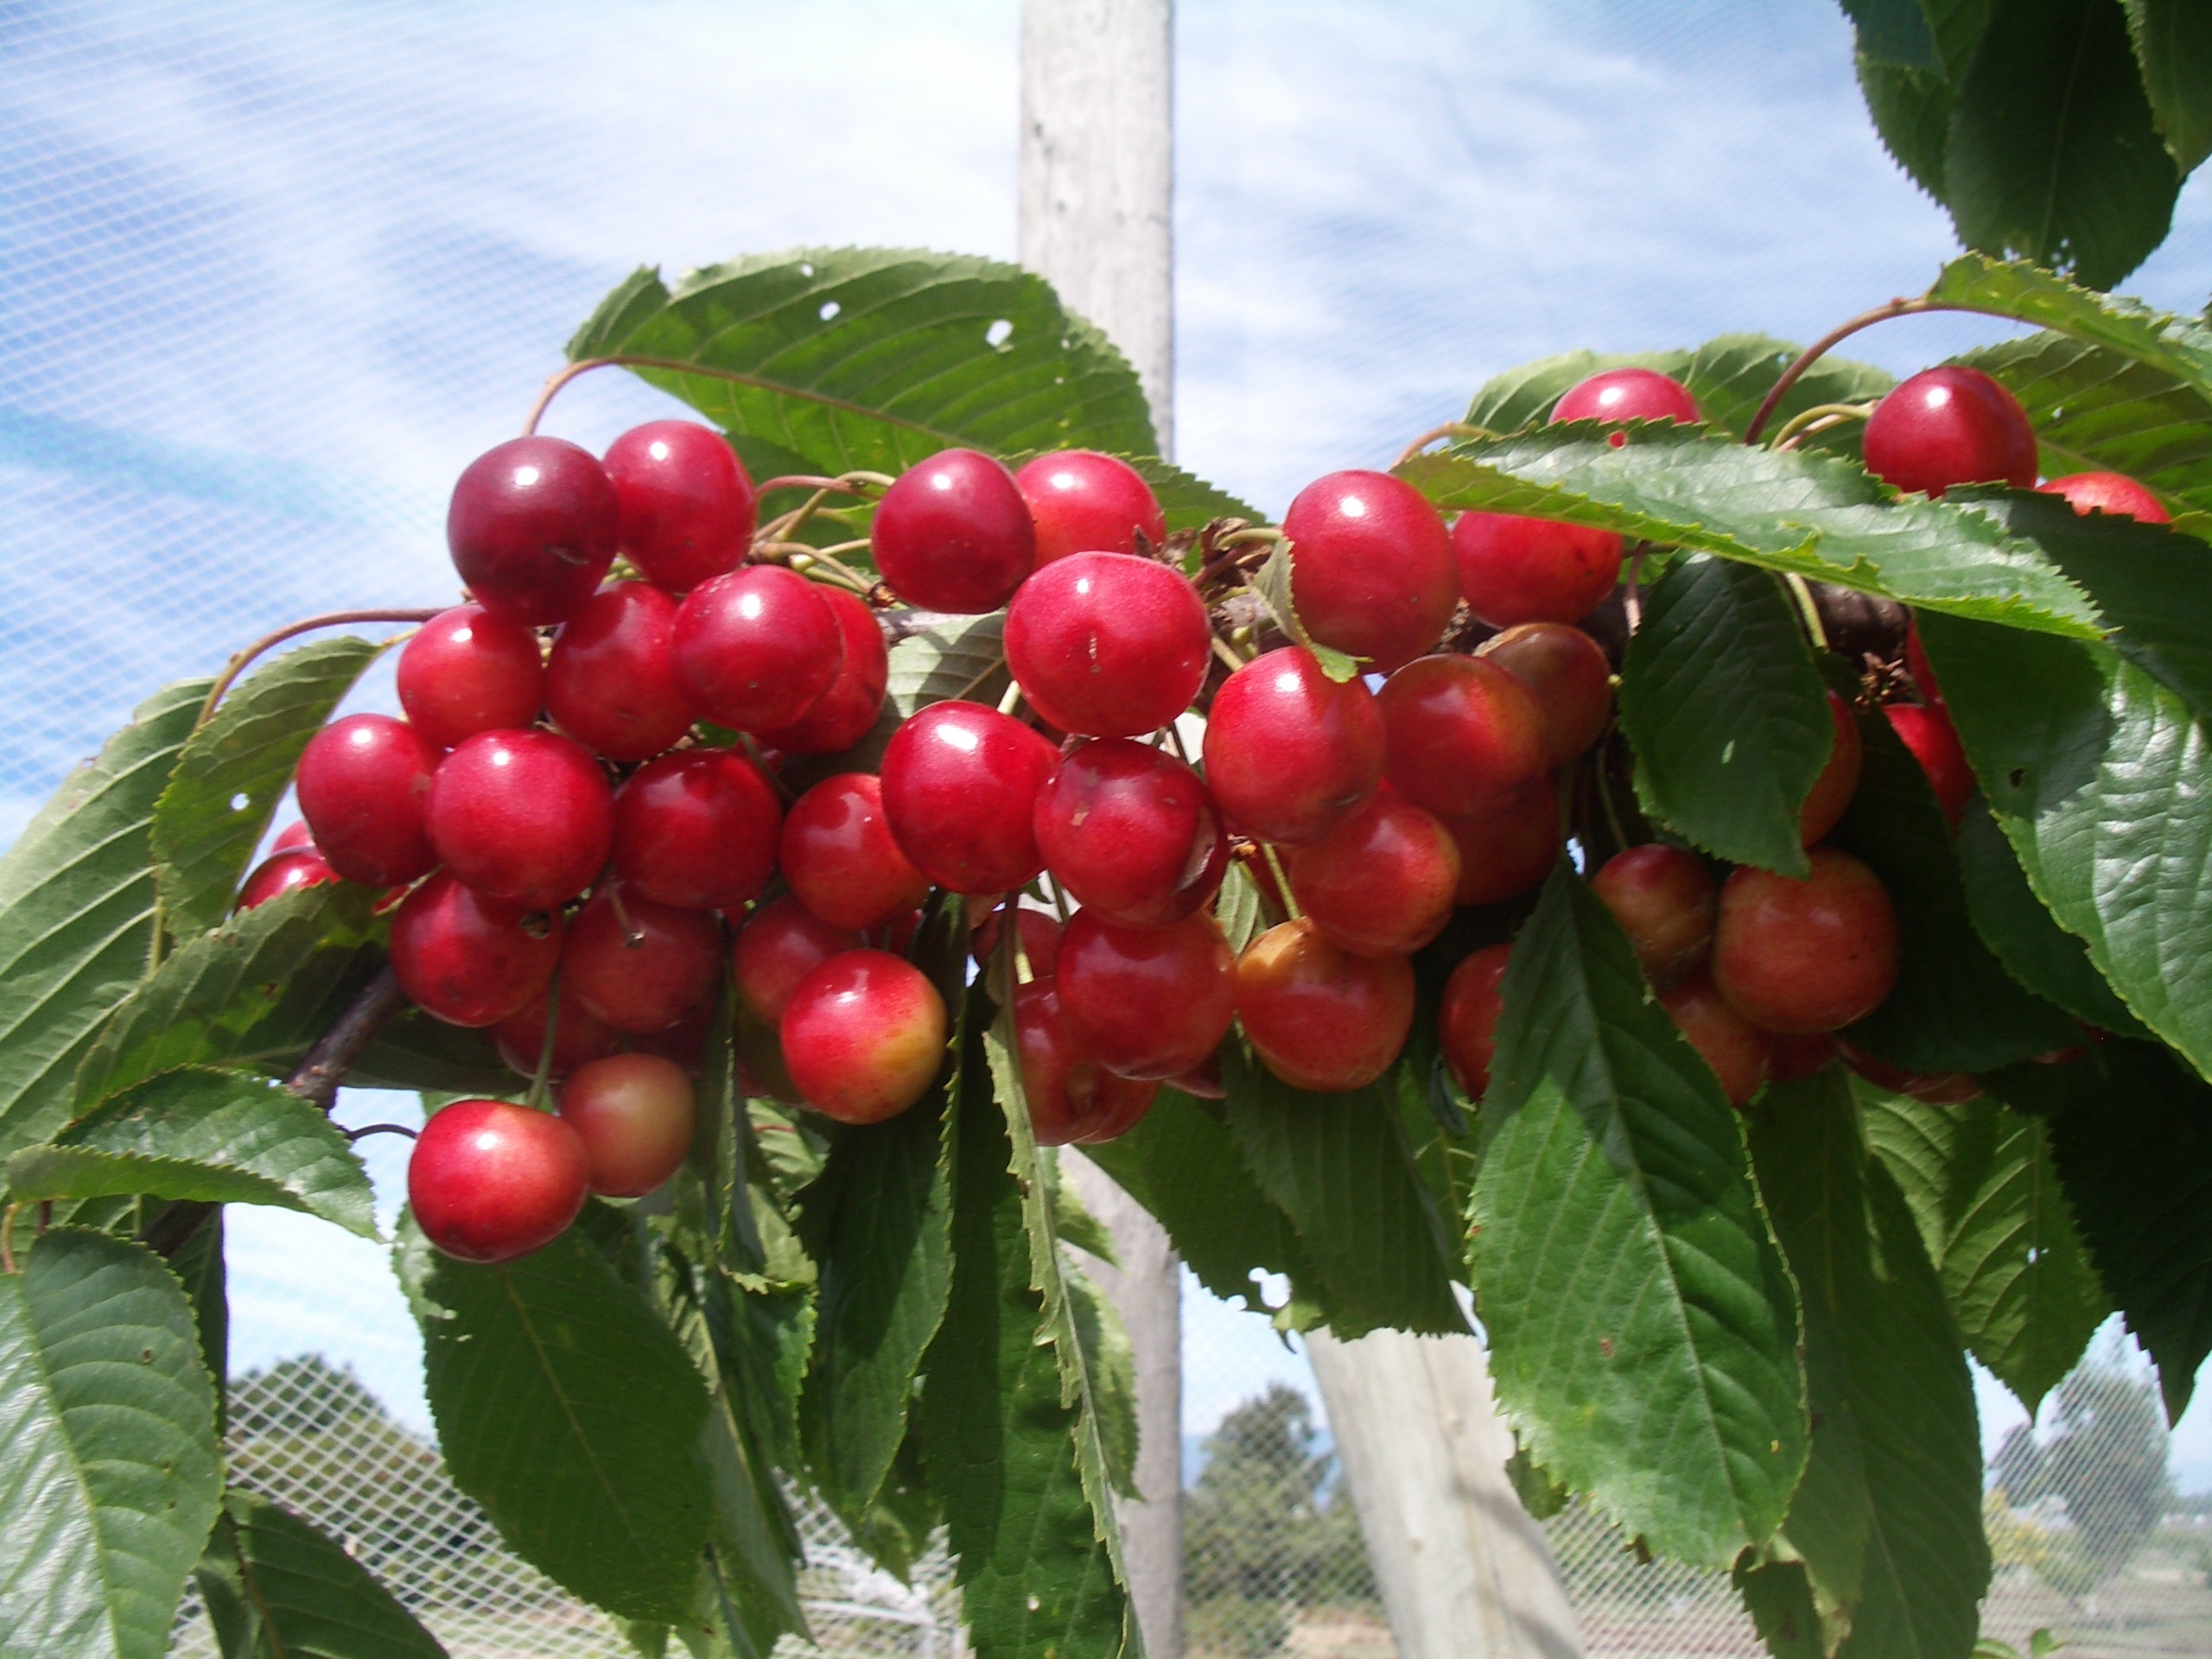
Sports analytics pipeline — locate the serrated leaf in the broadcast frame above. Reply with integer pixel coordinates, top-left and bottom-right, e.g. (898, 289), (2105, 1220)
(172, 1211), (226, 1436)
(1253, 542), (1363, 681)
(8, 1066), (375, 1239)
(1469, 865), (1806, 1567)
(1733, 1555), (1829, 1659)
(1066, 1267), (1139, 1499)
(692, 1287), (810, 1659)
(886, 613), (1007, 718)
(1842, 0), (1946, 72)
(2125, 0), (2212, 171)
(194, 1490), (448, 1659)
(152, 637), (383, 938)
(0, 1228), (222, 1659)
(1928, 252), (2212, 409)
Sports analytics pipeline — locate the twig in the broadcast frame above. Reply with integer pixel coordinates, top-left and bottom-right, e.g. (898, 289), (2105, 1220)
(346, 1122), (420, 1143)
(199, 609), (441, 728)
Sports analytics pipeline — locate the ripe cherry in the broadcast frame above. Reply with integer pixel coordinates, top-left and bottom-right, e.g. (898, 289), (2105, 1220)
(543, 582), (692, 761)
(1236, 918), (1414, 1093)
(563, 886), (722, 1034)
(1202, 648), (1384, 845)
(1441, 779), (1562, 906)
(390, 872), (561, 1027)
(396, 604), (543, 751)
(1287, 794), (1460, 957)
(1004, 552), (1211, 736)
(971, 902), (1063, 980)
(2037, 470), (2169, 524)
(425, 728), (613, 910)
(1591, 845), (1716, 989)
(1057, 909), (1236, 1081)
(1014, 981), (1158, 1145)
(1661, 973), (1773, 1108)
(1769, 1031), (1840, 1082)
(1885, 702), (1972, 830)
(1281, 470), (1459, 672)
(271, 819), (317, 853)
(493, 990), (620, 1079)
(236, 847), (338, 912)
(671, 565), (843, 734)
(448, 436), (620, 625)
(1453, 516), (1624, 628)
(871, 448), (1035, 613)
(1015, 451), (1168, 567)
(1476, 622), (1613, 762)
(780, 950), (949, 1123)
(631, 1007), (710, 1077)
(602, 419), (758, 594)
(781, 773), (931, 930)
(612, 748), (780, 912)
(1033, 739), (1226, 927)
(734, 896), (863, 1027)
(1553, 367), (1701, 439)
(1862, 366), (2037, 497)
(557, 1052), (697, 1197)
(296, 714), (441, 886)
(1799, 690), (1863, 846)
(1713, 847), (1900, 1034)
(880, 701), (1059, 894)
(1377, 654), (1548, 820)
(753, 586), (889, 755)
(1439, 943), (1512, 1097)
(1905, 619), (1943, 705)
(411, 1100), (589, 1262)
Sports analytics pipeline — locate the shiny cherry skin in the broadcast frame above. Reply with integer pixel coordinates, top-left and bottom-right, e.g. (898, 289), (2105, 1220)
(1553, 367), (1700, 440)
(1453, 516), (1624, 628)
(611, 748), (780, 912)
(1014, 981), (1159, 1145)
(1863, 366), (2037, 497)
(1662, 972), (1773, 1108)
(1202, 647), (1384, 845)
(493, 990), (621, 1079)
(734, 896), (864, 1027)
(1287, 794), (1459, 958)
(880, 700), (1060, 893)
(563, 886), (722, 1034)
(1281, 470), (1458, 672)
(1004, 552), (1211, 736)
(1058, 909), (1237, 1081)
(1438, 943), (1512, 1097)
(1885, 702), (1972, 830)
(296, 714), (442, 886)
(780, 950), (949, 1123)
(448, 435), (620, 625)
(236, 847), (338, 912)
(781, 773), (931, 931)
(1800, 690), (1864, 846)
(396, 604), (544, 751)
(1033, 739), (1227, 927)
(1476, 621), (1613, 762)
(411, 1100), (589, 1262)
(753, 586), (889, 755)
(557, 1052), (697, 1197)
(671, 565), (842, 734)
(425, 728), (613, 910)
(2038, 470), (2168, 524)
(1713, 847), (1900, 1034)
(1236, 918), (1414, 1093)
(1905, 619), (1943, 704)
(1592, 844), (1717, 988)
(602, 419), (757, 594)
(1377, 654), (1548, 820)
(1440, 778), (1561, 906)
(271, 819), (317, 852)
(871, 448), (1035, 613)
(543, 582), (692, 761)
(390, 871), (561, 1027)
(1015, 450), (1168, 567)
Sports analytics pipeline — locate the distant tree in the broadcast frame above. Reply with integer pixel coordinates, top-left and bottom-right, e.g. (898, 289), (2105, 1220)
(1993, 1358), (2173, 1600)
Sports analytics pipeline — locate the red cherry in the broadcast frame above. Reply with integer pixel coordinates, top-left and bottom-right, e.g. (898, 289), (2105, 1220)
(236, 847), (338, 912)
(425, 729), (613, 910)
(970, 902), (1064, 977)
(271, 820), (317, 853)
(1453, 516), (1624, 628)
(296, 714), (441, 886)
(1905, 618), (1943, 704)
(563, 886), (722, 1034)
(493, 990), (621, 1079)
(1713, 847), (1900, 1034)
(1769, 1031), (1840, 1082)
(410, 1099), (589, 1262)
(2037, 470), (2169, 524)
(611, 748), (781, 912)
(448, 436), (619, 625)
(880, 701), (1059, 894)
(781, 773), (931, 931)
(1281, 470), (1458, 673)
(396, 604), (544, 751)
(1438, 943), (1511, 1097)
(1057, 909), (1236, 1081)
(1885, 702), (1972, 830)
(753, 587), (889, 755)
(734, 896), (863, 1027)
(1015, 451), (1167, 567)
(1004, 552), (1211, 736)
(1202, 647), (1384, 845)
(543, 582), (693, 761)
(1661, 972), (1773, 1108)
(1033, 739), (1227, 927)
(1377, 654), (1548, 820)
(780, 950), (949, 1123)
(1287, 794), (1459, 958)
(1552, 368), (1701, 439)
(1441, 778), (1561, 906)
(1014, 981), (1159, 1145)
(631, 1007), (711, 1078)
(1838, 1040), (1983, 1104)
(390, 872), (561, 1027)
(602, 419), (758, 594)
(671, 566), (843, 734)
(1591, 845), (1716, 989)
(1236, 917), (1414, 1093)
(1800, 691), (1863, 846)
(1475, 621), (1613, 762)
(558, 1052), (697, 1197)
(1862, 366), (2037, 497)
(871, 448), (1035, 613)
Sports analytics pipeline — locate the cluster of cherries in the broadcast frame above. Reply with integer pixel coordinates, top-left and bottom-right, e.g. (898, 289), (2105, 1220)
(242, 354), (2165, 1264)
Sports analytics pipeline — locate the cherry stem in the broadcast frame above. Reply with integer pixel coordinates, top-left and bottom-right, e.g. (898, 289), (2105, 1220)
(528, 973), (563, 1111)
(521, 353), (872, 438)
(200, 609), (442, 728)
(346, 1122), (420, 1143)
(1, 1205), (16, 1275)
(1768, 402), (1875, 451)
(1784, 574), (1831, 652)
(1393, 422), (1497, 467)
(1592, 747), (1632, 855)
(1210, 636), (1249, 676)
(996, 679), (1026, 718)
(754, 474), (887, 499)
(1259, 842), (1301, 921)
(1623, 543), (1649, 634)
(1740, 294), (2037, 445)
(776, 549), (874, 595)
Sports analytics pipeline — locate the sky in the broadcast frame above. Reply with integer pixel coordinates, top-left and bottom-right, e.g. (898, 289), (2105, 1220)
(3, 0), (2209, 1491)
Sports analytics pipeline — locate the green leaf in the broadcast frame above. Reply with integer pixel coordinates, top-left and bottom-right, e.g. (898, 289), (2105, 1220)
(2125, 0), (2212, 170)
(172, 1211), (226, 1437)
(1255, 542), (1363, 681)
(0, 1228), (222, 1659)
(697, 1373), (810, 1656)
(152, 637), (383, 938)
(7, 1066), (375, 1239)
(0, 678), (208, 1160)
(886, 612), (1008, 719)
(1857, 53), (1957, 200)
(1732, 1555), (1828, 1659)
(194, 1490), (448, 1659)
(1468, 865), (1806, 1567)
(1928, 252), (2212, 398)
(400, 1217), (714, 1623)
(1618, 555), (1831, 876)
(1066, 1265), (1139, 1499)
(345, 1009), (516, 1096)
(1211, 860), (1268, 956)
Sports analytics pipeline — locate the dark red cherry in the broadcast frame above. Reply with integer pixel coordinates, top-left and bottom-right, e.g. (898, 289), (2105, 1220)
(602, 419), (758, 594)
(1885, 702), (1972, 830)
(1014, 451), (1167, 566)
(880, 701), (1060, 894)
(1236, 918), (1414, 1093)
(1033, 739), (1227, 927)
(781, 773), (931, 931)
(1552, 368), (1700, 438)
(1591, 844), (1716, 989)
(1376, 654), (1548, 820)
(871, 448), (1035, 613)
(493, 990), (621, 1079)
(2037, 470), (2169, 523)
(396, 604), (544, 751)
(271, 820), (317, 853)
(1015, 980), (1160, 1145)
(1440, 779), (1561, 906)
(611, 748), (781, 912)
(563, 885), (722, 1034)
(1057, 909), (1236, 1081)
(1453, 515), (1624, 628)
(753, 587), (889, 755)
(1770, 1031), (1840, 1082)
(1476, 621), (1614, 762)
(970, 903), (1063, 978)
(733, 896), (863, 1027)
(1439, 943), (1512, 1097)
(1281, 470), (1458, 672)
(410, 1099), (589, 1262)
(1202, 647), (1384, 845)
(390, 871), (561, 1027)
(671, 566), (842, 734)
(1003, 552), (1211, 736)
(448, 435), (619, 625)
(1800, 690), (1863, 847)
(1862, 367), (2037, 497)
(296, 714), (441, 886)
(425, 728), (613, 910)
(543, 582), (692, 761)
(780, 950), (949, 1123)
(1712, 848), (1900, 1034)
(1287, 793), (1459, 958)
(1662, 972), (1773, 1108)
(236, 847), (338, 912)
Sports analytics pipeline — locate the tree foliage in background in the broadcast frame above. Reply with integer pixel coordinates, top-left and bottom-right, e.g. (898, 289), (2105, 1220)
(1993, 1356), (2174, 1599)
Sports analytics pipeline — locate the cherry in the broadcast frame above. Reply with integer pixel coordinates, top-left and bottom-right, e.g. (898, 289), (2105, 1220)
(1057, 909), (1236, 1081)
(631, 1007), (711, 1077)
(410, 1099), (589, 1262)
(1799, 690), (1863, 846)
(493, 990), (621, 1079)
(271, 820), (317, 853)
(557, 1052), (697, 1197)
(1033, 739), (1226, 927)
(871, 448), (1035, 613)
(1862, 366), (2037, 497)
(781, 773), (931, 930)
(602, 419), (758, 594)
(1004, 552), (1211, 736)
(1885, 702), (1972, 830)
(1202, 647), (1384, 845)
(733, 896), (863, 1026)
(880, 701), (1059, 893)
(1769, 1031), (1840, 1082)
(1014, 981), (1159, 1145)
(1475, 622), (1613, 762)
(1236, 918), (1414, 1093)
(611, 748), (781, 912)
(1376, 654), (1548, 820)
(389, 871), (561, 1027)
(1712, 846), (1900, 1034)
(971, 902), (1063, 978)
(1590, 845), (1716, 989)
(1904, 619), (1943, 705)
(1441, 779), (1562, 906)
(1287, 794), (1459, 958)
(425, 728), (613, 910)
(753, 586), (889, 755)
(296, 714), (442, 886)
(2037, 470), (2169, 524)
(563, 886), (722, 1034)
(1838, 1040), (1983, 1104)
(780, 950), (949, 1123)
(236, 847), (338, 912)
(448, 435), (620, 625)
(1552, 367), (1701, 439)
(1015, 451), (1168, 567)
(671, 565), (844, 734)
(1452, 515), (1624, 628)
(396, 604), (544, 751)
(1438, 943), (1512, 1098)
(1661, 972), (1773, 1108)
(543, 582), (693, 761)
(1281, 470), (1459, 672)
